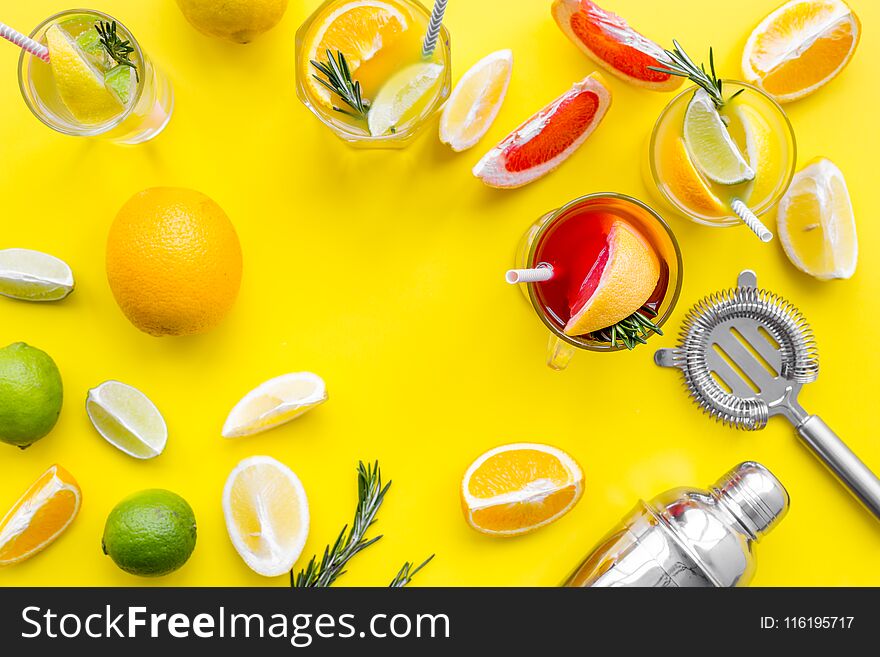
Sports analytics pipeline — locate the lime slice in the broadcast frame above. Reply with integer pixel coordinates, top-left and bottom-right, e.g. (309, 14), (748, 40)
(72, 24), (111, 68)
(367, 62), (444, 137)
(86, 381), (168, 459)
(105, 65), (134, 104)
(0, 248), (74, 302)
(46, 24), (123, 124)
(222, 372), (327, 438)
(683, 89), (755, 185)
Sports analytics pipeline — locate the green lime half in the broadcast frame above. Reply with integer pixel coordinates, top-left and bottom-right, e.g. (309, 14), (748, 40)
(0, 342), (63, 449)
(683, 89), (755, 186)
(102, 489), (197, 577)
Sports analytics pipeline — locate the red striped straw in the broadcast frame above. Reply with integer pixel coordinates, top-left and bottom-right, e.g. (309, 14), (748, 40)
(1, 22), (49, 63)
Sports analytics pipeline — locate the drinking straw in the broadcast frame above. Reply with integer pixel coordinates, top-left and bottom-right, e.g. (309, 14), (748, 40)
(506, 265), (554, 284)
(0, 22), (49, 63)
(421, 0), (448, 58)
(731, 199), (773, 243)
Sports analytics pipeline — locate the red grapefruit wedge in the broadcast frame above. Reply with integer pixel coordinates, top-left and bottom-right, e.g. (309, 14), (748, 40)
(473, 72), (611, 189)
(564, 220), (659, 336)
(552, 0), (682, 92)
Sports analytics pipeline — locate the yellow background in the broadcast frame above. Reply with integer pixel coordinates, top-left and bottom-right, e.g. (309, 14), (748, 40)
(1, 0), (878, 587)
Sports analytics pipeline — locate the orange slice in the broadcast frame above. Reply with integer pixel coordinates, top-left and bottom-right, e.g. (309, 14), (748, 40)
(742, 0), (860, 103)
(0, 465), (81, 565)
(552, 0), (681, 92)
(473, 72), (611, 189)
(462, 443), (584, 536)
(302, 0), (408, 109)
(564, 220), (660, 336)
(664, 137), (726, 217)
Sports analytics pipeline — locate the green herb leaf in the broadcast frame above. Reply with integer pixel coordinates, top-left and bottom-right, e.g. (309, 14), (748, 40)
(390, 554), (435, 587)
(593, 305), (663, 351)
(95, 21), (138, 83)
(310, 50), (371, 120)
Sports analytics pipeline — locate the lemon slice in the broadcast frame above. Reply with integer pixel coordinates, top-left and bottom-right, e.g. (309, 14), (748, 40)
(684, 89), (755, 185)
(778, 158), (857, 280)
(367, 62), (444, 137)
(46, 25), (123, 124)
(223, 456), (309, 577)
(0, 248), (74, 302)
(222, 372), (327, 438)
(440, 49), (513, 152)
(86, 381), (168, 459)
(736, 104), (782, 208)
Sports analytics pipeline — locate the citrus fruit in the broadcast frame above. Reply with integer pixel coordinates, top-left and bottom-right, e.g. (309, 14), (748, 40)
(102, 489), (197, 577)
(86, 381), (168, 459)
(367, 62), (444, 137)
(473, 72), (612, 189)
(461, 443), (584, 537)
(777, 158), (857, 280)
(223, 456), (309, 576)
(0, 248), (74, 302)
(684, 89), (755, 186)
(46, 24), (123, 124)
(0, 465), (80, 566)
(742, 0), (860, 103)
(736, 104), (782, 206)
(664, 137), (726, 216)
(0, 342), (63, 449)
(106, 187), (243, 337)
(222, 372), (327, 439)
(302, 0), (408, 109)
(175, 0), (289, 43)
(552, 0), (682, 92)
(440, 49), (513, 152)
(564, 220), (660, 336)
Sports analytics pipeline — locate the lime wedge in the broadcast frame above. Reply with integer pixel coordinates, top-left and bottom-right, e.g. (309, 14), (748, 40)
(683, 89), (755, 185)
(46, 24), (123, 124)
(105, 65), (134, 104)
(72, 24), (111, 68)
(86, 380), (167, 459)
(0, 248), (74, 302)
(367, 62), (444, 137)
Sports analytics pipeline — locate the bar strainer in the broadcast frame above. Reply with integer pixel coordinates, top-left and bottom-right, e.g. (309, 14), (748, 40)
(655, 270), (880, 520)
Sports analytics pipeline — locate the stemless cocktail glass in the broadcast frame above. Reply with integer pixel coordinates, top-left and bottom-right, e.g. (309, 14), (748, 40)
(513, 193), (682, 371)
(646, 80), (795, 228)
(295, 0), (451, 148)
(18, 9), (173, 144)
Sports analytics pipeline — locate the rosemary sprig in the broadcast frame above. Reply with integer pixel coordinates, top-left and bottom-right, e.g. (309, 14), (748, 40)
(95, 20), (139, 82)
(291, 461), (390, 588)
(390, 554), (435, 588)
(310, 49), (370, 119)
(648, 40), (742, 108)
(594, 305), (663, 351)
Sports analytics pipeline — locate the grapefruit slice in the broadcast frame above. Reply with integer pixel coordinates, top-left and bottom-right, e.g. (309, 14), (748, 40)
(564, 220), (660, 336)
(473, 72), (611, 189)
(551, 0), (682, 92)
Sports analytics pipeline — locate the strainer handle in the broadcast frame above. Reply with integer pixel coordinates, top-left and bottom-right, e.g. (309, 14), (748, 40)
(797, 415), (880, 520)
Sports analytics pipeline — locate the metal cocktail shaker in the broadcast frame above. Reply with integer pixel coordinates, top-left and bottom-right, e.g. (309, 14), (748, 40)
(565, 462), (789, 587)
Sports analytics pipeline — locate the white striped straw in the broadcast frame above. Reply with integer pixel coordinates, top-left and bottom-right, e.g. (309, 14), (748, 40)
(0, 22), (49, 63)
(421, 0), (448, 58)
(506, 265), (554, 284)
(731, 198), (773, 243)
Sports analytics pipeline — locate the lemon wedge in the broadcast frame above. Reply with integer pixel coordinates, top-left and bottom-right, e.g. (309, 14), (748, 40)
(684, 89), (755, 185)
(778, 158), (857, 280)
(86, 381), (168, 459)
(367, 62), (444, 137)
(440, 49), (513, 152)
(223, 456), (309, 577)
(222, 372), (327, 438)
(0, 248), (74, 302)
(736, 104), (781, 207)
(46, 24), (123, 124)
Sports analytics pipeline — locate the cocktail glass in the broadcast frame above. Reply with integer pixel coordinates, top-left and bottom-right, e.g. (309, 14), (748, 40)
(295, 0), (451, 149)
(646, 80), (796, 228)
(18, 9), (173, 144)
(513, 193), (682, 371)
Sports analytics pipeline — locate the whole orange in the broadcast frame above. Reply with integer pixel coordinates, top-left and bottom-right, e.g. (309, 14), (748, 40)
(106, 188), (243, 337)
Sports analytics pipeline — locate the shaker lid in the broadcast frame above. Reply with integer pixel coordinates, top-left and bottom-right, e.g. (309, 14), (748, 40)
(714, 462), (790, 540)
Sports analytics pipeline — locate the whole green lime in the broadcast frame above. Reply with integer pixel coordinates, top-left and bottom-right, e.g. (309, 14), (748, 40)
(0, 342), (63, 448)
(102, 489), (197, 577)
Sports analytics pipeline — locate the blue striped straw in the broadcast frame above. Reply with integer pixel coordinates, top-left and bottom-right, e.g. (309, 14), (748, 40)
(421, 0), (448, 58)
